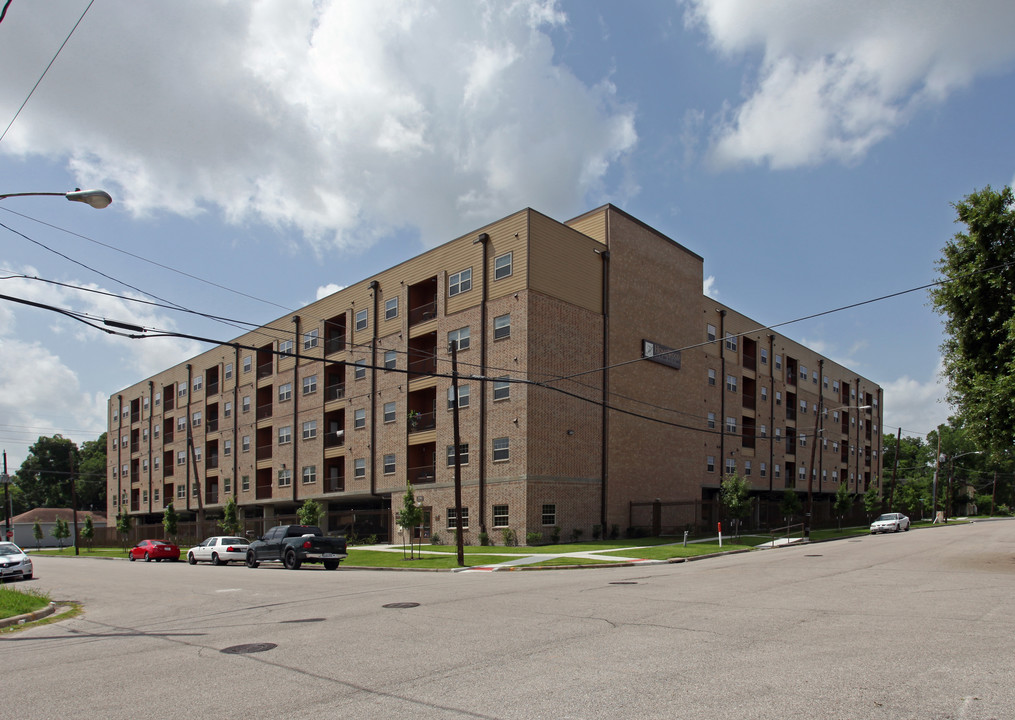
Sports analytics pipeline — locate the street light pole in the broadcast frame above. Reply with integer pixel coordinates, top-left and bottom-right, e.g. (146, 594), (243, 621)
(0, 189), (113, 209)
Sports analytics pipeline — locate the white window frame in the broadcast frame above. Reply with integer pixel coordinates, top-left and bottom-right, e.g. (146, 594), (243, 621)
(303, 328), (319, 350)
(385, 297), (398, 320)
(494, 252), (512, 280)
(493, 314), (511, 340)
(449, 268), (472, 296)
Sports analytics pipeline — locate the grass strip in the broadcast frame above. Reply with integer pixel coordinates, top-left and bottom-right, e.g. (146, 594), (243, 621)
(0, 585), (50, 620)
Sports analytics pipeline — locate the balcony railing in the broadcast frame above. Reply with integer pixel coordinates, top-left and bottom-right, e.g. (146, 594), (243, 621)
(409, 300), (437, 326)
(409, 464), (436, 484)
(407, 410), (436, 434)
(256, 444), (272, 460)
(324, 430), (345, 448)
(257, 403), (272, 420)
(256, 483), (272, 500)
(325, 383), (346, 401)
(207, 418), (219, 432)
(257, 362), (273, 379)
(325, 336), (346, 354)
(325, 475), (345, 493)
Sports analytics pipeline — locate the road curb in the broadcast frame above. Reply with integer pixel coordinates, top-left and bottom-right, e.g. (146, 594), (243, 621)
(0, 601), (56, 629)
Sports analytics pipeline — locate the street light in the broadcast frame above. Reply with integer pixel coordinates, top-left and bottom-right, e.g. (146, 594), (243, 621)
(0, 189), (113, 209)
(806, 404), (871, 538)
(934, 450), (982, 523)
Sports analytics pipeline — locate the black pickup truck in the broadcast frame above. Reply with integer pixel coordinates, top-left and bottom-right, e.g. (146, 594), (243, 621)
(245, 525), (348, 570)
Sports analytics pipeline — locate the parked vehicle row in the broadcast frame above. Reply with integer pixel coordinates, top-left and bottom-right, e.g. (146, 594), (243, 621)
(125, 526), (348, 571)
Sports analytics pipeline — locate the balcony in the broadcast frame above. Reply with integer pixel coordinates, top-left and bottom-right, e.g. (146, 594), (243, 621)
(324, 430), (345, 449)
(409, 464), (436, 484)
(408, 410), (436, 434)
(325, 314), (347, 355)
(256, 443), (272, 461)
(257, 403), (272, 421)
(408, 277), (438, 328)
(325, 383), (346, 401)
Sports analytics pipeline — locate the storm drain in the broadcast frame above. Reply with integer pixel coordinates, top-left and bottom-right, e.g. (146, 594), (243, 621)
(383, 602), (420, 609)
(220, 642), (277, 655)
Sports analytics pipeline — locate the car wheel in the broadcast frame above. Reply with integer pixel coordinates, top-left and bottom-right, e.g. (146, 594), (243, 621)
(144, 552), (151, 562)
(188, 553), (197, 565)
(245, 552), (259, 569)
(23, 574), (32, 581)
(323, 560), (340, 571)
(129, 554), (136, 561)
(895, 524), (901, 533)
(211, 552), (222, 566)
(904, 524), (910, 531)
(283, 549), (301, 570)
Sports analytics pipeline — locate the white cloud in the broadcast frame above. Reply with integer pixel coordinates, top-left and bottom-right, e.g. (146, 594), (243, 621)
(316, 284), (345, 301)
(703, 275), (719, 298)
(882, 369), (953, 438)
(0, 1), (636, 252)
(684, 0), (1015, 169)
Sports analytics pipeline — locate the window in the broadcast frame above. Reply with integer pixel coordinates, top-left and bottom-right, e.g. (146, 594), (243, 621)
(760, 462), (767, 478)
(383, 402), (397, 423)
(154, 425), (160, 439)
(725, 332), (737, 351)
(384, 350), (397, 370)
(385, 297), (398, 320)
(223, 439), (232, 456)
(154, 456), (160, 470)
(833, 380), (840, 393)
(278, 425), (292, 444)
(706, 455), (715, 472)
(761, 386), (768, 402)
(178, 381), (188, 397)
(142, 459), (149, 474)
(447, 384), (470, 409)
(192, 411), (202, 427)
(302, 420), (317, 440)
(224, 401), (232, 418)
(449, 327), (470, 352)
(726, 416), (736, 434)
(177, 417), (186, 431)
(243, 355), (252, 373)
(143, 396), (150, 410)
(707, 412), (715, 429)
(193, 375), (203, 391)
(225, 362), (233, 379)
(355, 309), (368, 331)
(493, 377), (510, 401)
(760, 348), (768, 365)
(223, 478), (231, 494)
(302, 466), (317, 484)
(242, 396), (251, 413)
(446, 443), (469, 466)
(178, 485), (186, 499)
(194, 446), (202, 462)
(383, 454), (396, 475)
(726, 375), (737, 393)
(177, 451), (186, 466)
(155, 392), (161, 406)
(492, 504), (509, 527)
(708, 369), (716, 386)
(800, 399), (807, 414)
(800, 365), (808, 380)
(493, 314), (511, 340)
(354, 408), (366, 429)
(494, 252), (512, 280)
(242, 475), (250, 491)
(112, 437), (118, 449)
(774, 464), (781, 479)
(302, 375), (317, 395)
(812, 371), (818, 385)
(449, 268), (472, 296)
(354, 458), (366, 478)
(760, 424), (767, 437)
(242, 435), (250, 452)
(823, 375), (829, 389)
(707, 324), (716, 342)
(121, 434), (128, 447)
(775, 391), (782, 406)
(447, 506), (470, 530)
(744, 460), (752, 476)
(799, 433), (807, 447)
(279, 383), (292, 402)
(154, 488), (160, 502)
(492, 436), (509, 462)
(278, 469), (292, 487)
(303, 328), (319, 350)
(279, 339), (294, 356)
(354, 360), (367, 380)
(775, 354), (782, 370)
(539, 504), (556, 526)
(193, 482), (200, 497)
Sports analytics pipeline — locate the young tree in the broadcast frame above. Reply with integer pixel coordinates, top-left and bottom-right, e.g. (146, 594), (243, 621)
(81, 514), (95, 551)
(297, 498), (323, 527)
(930, 185), (1015, 457)
(53, 517), (70, 548)
(219, 496), (242, 535)
(162, 502), (179, 542)
(719, 474), (751, 537)
(832, 482), (853, 530)
(863, 485), (881, 520)
(32, 519), (44, 550)
(116, 508), (132, 550)
(779, 489), (802, 523)
(395, 483), (423, 559)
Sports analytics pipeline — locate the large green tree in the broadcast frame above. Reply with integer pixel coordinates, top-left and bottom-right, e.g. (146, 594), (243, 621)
(14, 435), (77, 512)
(930, 185), (1015, 457)
(76, 432), (108, 511)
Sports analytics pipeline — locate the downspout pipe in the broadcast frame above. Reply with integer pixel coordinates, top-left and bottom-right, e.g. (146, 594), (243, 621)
(369, 280), (380, 497)
(718, 310), (726, 482)
(291, 315), (301, 506)
(598, 248), (610, 532)
(474, 232), (489, 534)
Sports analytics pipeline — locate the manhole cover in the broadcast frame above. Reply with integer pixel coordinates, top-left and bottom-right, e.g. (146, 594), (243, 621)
(280, 618), (326, 624)
(220, 642), (277, 655)
(609, 581), (638, 585)
(383, 602), (420, 609)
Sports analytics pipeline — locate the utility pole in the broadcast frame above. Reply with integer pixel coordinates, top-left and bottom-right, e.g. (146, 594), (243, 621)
(71, 457), (80, 556)
(449, 342), (465, 566)
(3, 450), (11, 542)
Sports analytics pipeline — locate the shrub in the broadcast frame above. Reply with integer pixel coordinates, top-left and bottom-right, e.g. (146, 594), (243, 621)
(430, 532), (442, 545)
(526, 531), (542, 546)
(571, 528), (583, 542)
(550, 526), (561, 544)
(501, 528), (516, 546)
(478, 532), (490, 546)
(609, 524), (620, 540)
(592, 524), (602, 540)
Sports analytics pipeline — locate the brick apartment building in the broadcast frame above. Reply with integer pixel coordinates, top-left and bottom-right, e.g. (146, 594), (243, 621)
(107, 204), (883, 542)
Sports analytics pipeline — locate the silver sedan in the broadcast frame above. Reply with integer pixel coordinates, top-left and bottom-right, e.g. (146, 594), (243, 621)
(186, 536), (250, 565)
(870, 513), (911, 534)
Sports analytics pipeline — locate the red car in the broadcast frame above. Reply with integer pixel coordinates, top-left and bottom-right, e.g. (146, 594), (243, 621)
(128, 539), (180, 562)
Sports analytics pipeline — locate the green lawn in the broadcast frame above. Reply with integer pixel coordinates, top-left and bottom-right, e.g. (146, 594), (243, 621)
(30, 547), (128, 559)
(0, 585), (49, 621)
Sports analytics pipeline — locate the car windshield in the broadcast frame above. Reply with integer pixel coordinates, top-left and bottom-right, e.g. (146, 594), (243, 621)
(0, 542), (21, 555)
(875, 514), (895, 522)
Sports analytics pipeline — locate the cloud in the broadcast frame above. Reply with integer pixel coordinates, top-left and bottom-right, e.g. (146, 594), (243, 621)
(0, 1), (636, 252)
(703, 275), (719, 298)
(684, 0), (1015, 169)
(881, 365), (953, 438)
(316, 284), (345, 301)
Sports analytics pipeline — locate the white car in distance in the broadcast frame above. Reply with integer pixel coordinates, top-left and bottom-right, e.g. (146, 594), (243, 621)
(870, 513), (911, 534)
(186, 536), (250, 565)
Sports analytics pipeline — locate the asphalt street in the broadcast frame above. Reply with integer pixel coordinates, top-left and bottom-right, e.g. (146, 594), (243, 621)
(4, 521), (1014, 719)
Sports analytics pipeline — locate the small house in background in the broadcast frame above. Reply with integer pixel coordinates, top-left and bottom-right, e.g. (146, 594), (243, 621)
(9, 508), (108, 549)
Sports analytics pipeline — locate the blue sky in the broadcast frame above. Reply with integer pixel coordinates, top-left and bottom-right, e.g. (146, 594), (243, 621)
(2, 0), (1014, 470)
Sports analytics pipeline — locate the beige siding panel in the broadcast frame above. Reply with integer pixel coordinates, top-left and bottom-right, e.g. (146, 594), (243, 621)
(566, 210), (607, 244)
(529, 212), (603, 313)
